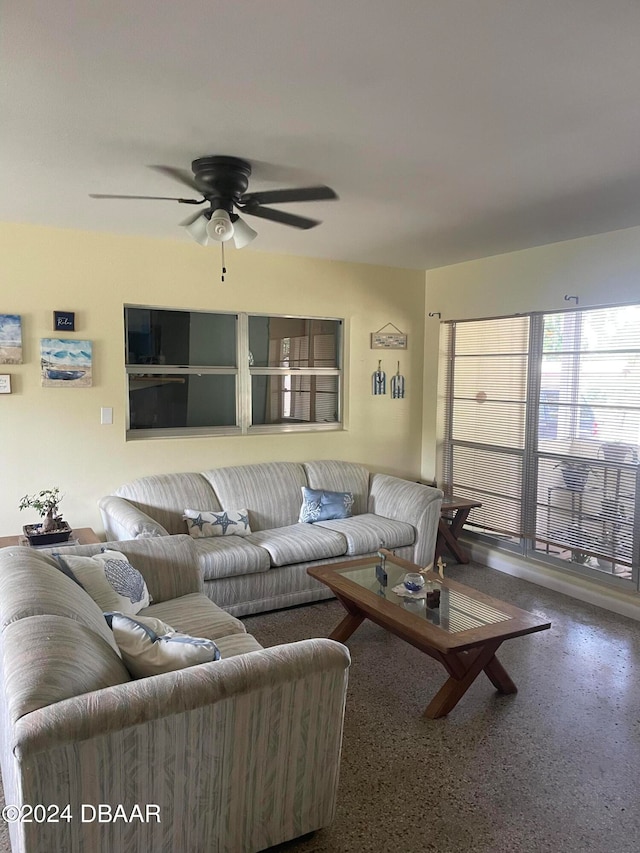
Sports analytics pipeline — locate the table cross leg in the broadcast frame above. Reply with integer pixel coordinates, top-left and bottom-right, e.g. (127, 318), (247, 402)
(423, 640), (510, 718)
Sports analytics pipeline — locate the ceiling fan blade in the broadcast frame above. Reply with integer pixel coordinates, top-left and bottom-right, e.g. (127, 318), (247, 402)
(240, 185), (337, 206)
(179, 209), (207, 227)
(148, 165), (201, 192)
(89, 193), (203, 204)
(240, 204), (320, 230)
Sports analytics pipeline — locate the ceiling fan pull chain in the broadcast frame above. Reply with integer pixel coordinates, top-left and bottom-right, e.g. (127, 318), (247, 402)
(221, 242), (226, 283)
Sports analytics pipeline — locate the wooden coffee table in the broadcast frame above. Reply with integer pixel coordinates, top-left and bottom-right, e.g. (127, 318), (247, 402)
(0, 527), (101, 549)
(308, 550), (550, 718)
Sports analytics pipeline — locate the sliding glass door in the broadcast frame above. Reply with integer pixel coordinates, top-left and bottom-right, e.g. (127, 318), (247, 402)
(438, 303), (640, 588)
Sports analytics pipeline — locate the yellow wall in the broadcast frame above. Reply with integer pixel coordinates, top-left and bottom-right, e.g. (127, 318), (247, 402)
(422, 224), (640, 479)
(0, 222), (425, 537)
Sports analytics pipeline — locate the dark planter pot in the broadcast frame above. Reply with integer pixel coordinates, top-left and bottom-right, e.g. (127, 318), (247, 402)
(23, 521), (72, 546)
(561, 468), (589, 491)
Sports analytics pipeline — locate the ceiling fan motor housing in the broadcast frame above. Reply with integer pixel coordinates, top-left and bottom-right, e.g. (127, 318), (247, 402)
(192, 156), (251, 211)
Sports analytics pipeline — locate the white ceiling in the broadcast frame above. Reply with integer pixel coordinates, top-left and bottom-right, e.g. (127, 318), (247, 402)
(4, 1), (640, 270)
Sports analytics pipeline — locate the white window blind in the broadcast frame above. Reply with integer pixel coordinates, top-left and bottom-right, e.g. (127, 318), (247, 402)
(440, 316), (530, 539)
(439, 305), (640, 582)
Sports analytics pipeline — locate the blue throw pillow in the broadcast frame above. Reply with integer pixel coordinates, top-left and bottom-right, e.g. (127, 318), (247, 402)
(299, 487), (354, 523)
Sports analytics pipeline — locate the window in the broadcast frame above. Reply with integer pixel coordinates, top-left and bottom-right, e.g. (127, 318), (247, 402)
(438, 304), (640, 588)
(125, 307), (343, 438)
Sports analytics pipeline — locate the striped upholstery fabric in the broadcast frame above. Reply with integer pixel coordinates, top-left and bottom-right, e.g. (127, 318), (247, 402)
(203, 462), (308, 530)
(303, 460), (371, 516)
(98, 495), (169, 540)
(45, 536), (203, 604)
(3, 615), (130, 722)
(216, 632), (264, 657)
(0, 548), (121, 654)
(11, 640), (350, 853)
(140, 593), (246, 640)
(316, 513), (415, 555)
(369, 474), (444, 566)
(193, 535), (271, 580)
(203, 556), (353, 616)
(247, 523), (346, 567)
(115, 472), (221, 534)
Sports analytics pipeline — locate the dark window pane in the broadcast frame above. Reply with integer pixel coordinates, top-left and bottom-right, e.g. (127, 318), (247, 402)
(251, 375), (339, 425)
(126, 308), (236, 367)
(248, 316), (340, 368)
(128, 374), (236, 429)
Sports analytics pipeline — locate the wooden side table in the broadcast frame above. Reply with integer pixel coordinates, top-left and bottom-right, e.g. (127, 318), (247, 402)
(435, 497), (482, 564)
(0, 527), (101, 549)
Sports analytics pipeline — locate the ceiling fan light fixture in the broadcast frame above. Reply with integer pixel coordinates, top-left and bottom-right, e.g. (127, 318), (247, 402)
(232, 216), (258, 249)
(206, 209), (235, 242)
(184, 214), (209, 246)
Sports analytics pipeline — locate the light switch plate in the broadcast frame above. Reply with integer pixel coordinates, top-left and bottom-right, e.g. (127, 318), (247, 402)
(100, 407), (113, 425)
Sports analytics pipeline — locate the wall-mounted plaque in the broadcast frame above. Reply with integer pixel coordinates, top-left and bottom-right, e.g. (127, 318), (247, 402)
(370, 330), (407, 349)
(54, 311), (76, 332)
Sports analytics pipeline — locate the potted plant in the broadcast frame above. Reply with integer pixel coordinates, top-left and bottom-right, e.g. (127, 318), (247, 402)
(19, 487), (72, 545)
(554, 460), (594, 492)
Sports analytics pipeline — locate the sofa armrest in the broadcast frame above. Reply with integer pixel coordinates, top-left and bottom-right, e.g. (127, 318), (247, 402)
(11, 640), (350, 853)
(98, 495), (169, 541)
(368, 474), (443, 566)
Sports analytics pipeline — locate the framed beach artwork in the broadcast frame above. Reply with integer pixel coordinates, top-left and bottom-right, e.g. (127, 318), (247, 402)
(41, 339), (93, 387)
(0, 314), (23, 364)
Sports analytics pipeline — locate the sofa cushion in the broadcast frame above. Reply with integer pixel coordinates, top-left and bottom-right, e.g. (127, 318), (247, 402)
(2, 615), (131, 721)
(192, 537), (271, 580)
(56, 550), (151, 615)
(0, 548), (121, 655)
(215, 633), (264, 658)
(139, 592), (246, 640)
(315, 513), (416, 556)
(299, 487), (354, 523)
(105, 613), (221, 678)
(246, 524), (347, 567)
(202, 462), (308, 531)
(303, 460), (371, 516)
(115, 472), (221, 535)
(184, 508), (252, 538)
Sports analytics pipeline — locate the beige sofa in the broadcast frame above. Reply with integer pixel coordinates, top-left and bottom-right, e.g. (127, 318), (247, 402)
(0, 536), (350, 853)
(99, 459), (444, 617)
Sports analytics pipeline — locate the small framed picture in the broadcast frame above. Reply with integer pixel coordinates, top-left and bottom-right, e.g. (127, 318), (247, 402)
(53, 311), (75, 332)
(0, 374), (11, 394)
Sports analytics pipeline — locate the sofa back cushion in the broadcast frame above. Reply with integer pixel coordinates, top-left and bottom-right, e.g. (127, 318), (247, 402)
(0, 548), (120, 655)
(115, 472), (221, 535)
(303, 460), (370, 516)
(48, 536), (202, 604)
(2, 615), (131, 722)
(202, 462), (308, 531)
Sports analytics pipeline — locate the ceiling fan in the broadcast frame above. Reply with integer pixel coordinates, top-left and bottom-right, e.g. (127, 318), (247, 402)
(90, 155), (338, 249)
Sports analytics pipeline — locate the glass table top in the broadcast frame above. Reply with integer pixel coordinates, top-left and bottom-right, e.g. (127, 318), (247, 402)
(340, 559), (511, 634)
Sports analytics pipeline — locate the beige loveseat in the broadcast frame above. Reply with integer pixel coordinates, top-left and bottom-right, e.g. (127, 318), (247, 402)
(0, 536), (350, 853)
(99, 459), (443, 617)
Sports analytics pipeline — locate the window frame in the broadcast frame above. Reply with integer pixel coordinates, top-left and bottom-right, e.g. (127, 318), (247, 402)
(124, 305), (343, 439)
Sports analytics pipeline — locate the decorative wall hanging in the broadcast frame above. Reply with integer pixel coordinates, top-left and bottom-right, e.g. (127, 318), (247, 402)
(53, 311), (76, 332)
(0, 375), (11, 394)
(41, 338), (93, 387)
(372, 360), (386, 395)
(370, 323), (407, 350)
(0, 314), (22, 364)
(390, 362), (406, 398)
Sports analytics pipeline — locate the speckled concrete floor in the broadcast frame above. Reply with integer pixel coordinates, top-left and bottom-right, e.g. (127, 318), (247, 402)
(1, 563), (639, 853)
(252, 563), (640, 853)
